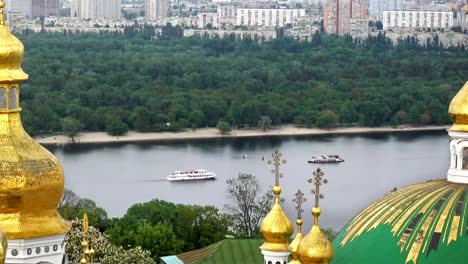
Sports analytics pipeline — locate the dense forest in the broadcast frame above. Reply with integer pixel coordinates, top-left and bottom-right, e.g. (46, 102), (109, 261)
(18, 26), (468, 135)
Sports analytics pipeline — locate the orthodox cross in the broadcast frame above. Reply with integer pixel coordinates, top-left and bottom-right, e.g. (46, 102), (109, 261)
(268, 149), (286, 186)
(0, 0), (5, 26)
(293, 189), (306, 220)
(308, 168), (328, 208)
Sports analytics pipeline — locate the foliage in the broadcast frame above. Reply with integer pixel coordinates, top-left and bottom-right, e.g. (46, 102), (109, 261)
(106, 199), (229, 259)
(61, 117), (83, 141)
(66, 220), (155, 264)
(258, 116), (272, 131)
(16, 30), (465, 136)
(224, 173), (273, 238)
(101, 247), (156, 264)
(59, 189), (109, 231)
(216, 121), (232, 135)
(322, 227), (338, 241)
(316, 110), (339, 128)
(134, 223), (182, 261)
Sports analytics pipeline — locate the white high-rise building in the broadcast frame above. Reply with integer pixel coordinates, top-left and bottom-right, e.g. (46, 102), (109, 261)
(145, 0), (168, 20)
(71, 0), (121, 19)
(383, 10), (453, 29)
(236, 8), (306, 28)
(369, 0), (403, 20)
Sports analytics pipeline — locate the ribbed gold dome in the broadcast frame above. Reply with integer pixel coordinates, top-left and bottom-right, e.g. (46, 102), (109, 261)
(297, 207), (334, 264)
(449, 81), (468, 132)
(289, 219), (303, 264)
(0, 1), (69, 239)
(260, 186), (294, 252)
(0, 2), (28, 83)
(0, 231), (6, 263)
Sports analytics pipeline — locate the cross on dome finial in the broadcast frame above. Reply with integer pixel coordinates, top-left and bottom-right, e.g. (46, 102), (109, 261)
(308, 168), (328, 208)
(268, 149), (286, 186)
(0, 0), (5, 26)
(293, 189), (306, 220)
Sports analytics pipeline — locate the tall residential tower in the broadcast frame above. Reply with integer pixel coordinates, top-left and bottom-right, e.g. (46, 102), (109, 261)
(145, 0), (168, 20)
(71, 0), (121, 19)
(4, 0), (58, 18)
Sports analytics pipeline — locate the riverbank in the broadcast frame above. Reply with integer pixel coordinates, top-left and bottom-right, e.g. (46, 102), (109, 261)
(34, 125), (449, 145)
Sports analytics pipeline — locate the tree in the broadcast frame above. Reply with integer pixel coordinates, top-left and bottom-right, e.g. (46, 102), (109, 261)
(66, 220), (155, 264)
(257, 116), (272, 131)
(216, 121), (231, 135)
(375, 21), (383, 30)
(59, 188), (80, 208)
(316, 110), (339, 128)
(58, 189), (109, 230)
(105, 116), (128, 136)
(106, 200), (229, 253)
(61, 117), (84, 142)
(135, 223), (182, 261)
(323, 228), (338, 241)
(224, 173), (273, 238)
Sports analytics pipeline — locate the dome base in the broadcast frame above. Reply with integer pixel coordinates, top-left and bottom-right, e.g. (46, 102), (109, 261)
(6, 233), (67, 264)
(261, 249), (290, 264)
(448, 168), (468, 184)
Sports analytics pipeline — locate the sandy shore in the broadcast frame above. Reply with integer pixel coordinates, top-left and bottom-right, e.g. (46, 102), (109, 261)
(34, 125), (449, 145)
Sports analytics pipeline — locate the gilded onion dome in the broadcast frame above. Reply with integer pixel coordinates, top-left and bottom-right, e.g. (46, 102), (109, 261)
(260, 185), (294, 252)
(290, 189), (306, 264)
(297, 168), (333, 264)
(0, 2), (28, 83)
(0, 1), (70, 239)
(289, 218), (304, 264)
(260, 150), (294, 252)
(0, 231), (6, 263)
(448, 81), (468, 132)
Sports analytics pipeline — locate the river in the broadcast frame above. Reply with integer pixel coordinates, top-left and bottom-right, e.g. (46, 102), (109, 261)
(47, 131), (449, 231)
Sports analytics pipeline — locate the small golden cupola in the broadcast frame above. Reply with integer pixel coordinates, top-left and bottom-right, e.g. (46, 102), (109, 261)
(298, 168), (333, 264)
(289, 189), (306, 264)
(260, 150), (294, 263)
(448, 81), (468, 132)
(0, 0), (70, 241)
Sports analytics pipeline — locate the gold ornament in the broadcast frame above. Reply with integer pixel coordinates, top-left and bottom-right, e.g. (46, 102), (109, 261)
(297, 168), (334, 264)
(0, 0), (69, 239)
(260, 150), (294, 252)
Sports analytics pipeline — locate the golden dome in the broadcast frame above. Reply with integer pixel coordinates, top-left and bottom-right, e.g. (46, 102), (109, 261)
(0, 230), (6, 263)
(260, 185), (294, 252)
(289, 219), (304, 264)
(0, 3), (28, 83)
(0, 0), (69, 239)
(448, 81), (468, 132)
(297, 207), (334, 264)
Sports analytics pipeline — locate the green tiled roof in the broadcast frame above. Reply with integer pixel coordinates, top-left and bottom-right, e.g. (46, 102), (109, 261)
(177, 239), (264, 264)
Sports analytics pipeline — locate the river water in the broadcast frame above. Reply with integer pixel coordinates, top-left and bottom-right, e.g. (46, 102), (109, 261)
(47, 131), (449, 231)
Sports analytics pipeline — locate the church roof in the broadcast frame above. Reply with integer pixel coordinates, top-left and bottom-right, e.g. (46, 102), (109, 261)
(333, 179), (468, 264)
(170, 239), (263, 264)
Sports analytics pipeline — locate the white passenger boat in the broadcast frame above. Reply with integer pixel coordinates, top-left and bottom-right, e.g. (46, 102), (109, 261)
(308, 155), (344, 164)
(167, 169), (216, 181)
